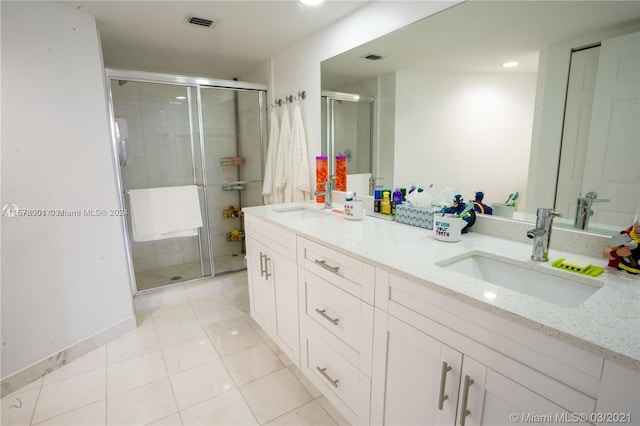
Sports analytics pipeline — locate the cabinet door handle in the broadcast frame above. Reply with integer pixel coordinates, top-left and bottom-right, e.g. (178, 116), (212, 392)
(264, 256), (272, 279)
(460, 374), (474, 426)
(316, 366), (339, 388)
(314, 259), (339, 274)
(315, 308), (339, 325)
(437, 361), (453, 410)
(259, 252), (265, 277)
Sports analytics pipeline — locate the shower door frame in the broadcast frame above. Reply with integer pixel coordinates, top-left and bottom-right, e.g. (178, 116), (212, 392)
(321, 91), (375, 194)
(105, 68), (267, 295)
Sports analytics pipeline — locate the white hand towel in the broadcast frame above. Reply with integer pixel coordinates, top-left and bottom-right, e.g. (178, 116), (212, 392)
(262, 109), (280, 205)
(128, 185), (203, 242)
(275, 108), (292, 204)
(291, 103), (311, 201)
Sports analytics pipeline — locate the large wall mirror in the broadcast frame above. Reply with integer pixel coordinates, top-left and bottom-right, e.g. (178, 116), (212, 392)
(321, 0), (640, 236)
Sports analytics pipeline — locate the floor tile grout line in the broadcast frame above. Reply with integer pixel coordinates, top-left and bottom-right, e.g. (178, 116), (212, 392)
(189, 298), (264, 425)
(27, 377), (45, 426)
(150, 311), (185, 426)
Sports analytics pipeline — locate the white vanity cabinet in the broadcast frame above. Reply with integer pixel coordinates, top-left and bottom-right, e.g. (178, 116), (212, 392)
(245, 215), (300, 366)
(371, 272), (601, 426)
(243, 207), (639, 426)
(297, 236), (375, 425)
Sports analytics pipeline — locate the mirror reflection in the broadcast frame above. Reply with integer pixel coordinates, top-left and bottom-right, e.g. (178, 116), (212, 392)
(321, 0), (640, 235)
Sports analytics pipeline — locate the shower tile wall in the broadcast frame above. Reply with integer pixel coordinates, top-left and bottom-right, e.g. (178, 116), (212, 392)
(112, 81), (201, 274)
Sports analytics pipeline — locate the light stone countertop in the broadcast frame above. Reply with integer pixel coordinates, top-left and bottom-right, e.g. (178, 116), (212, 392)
(243, 202), (640, 370)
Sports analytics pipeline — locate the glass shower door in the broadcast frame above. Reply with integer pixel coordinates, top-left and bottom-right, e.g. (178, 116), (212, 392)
(111, 79), (211, 291)
(200, 87), (266, 275)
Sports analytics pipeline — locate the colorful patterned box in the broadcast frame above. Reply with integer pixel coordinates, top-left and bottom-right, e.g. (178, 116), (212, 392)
(395, 204), (435, 230)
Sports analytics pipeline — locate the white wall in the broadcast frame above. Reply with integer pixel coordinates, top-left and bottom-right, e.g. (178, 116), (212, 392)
(394, 71), (537, 207)
(1, 2), (134, 380)
(267, 1), (461, 191)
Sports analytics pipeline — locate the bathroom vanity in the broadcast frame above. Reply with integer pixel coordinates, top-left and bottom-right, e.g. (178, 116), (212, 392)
(243, 202), (639, 426)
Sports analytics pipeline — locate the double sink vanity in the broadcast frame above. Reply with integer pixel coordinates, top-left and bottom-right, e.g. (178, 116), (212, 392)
(243, 202), (639, 425)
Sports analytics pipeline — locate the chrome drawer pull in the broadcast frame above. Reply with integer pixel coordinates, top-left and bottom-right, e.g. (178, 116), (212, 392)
(314, 259), (339, 274)
(460, 375), (474, 426)
(259, 252), (265, 277)
(315, 308), (339, 325)
(437, 361), (452, 410)
(316, 366), (339, 388)
(264, 256), (272, 279)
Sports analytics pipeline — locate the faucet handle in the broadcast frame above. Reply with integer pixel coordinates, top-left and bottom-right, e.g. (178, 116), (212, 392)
(584, 191), (610, 203)
(537, 207), (560, 218)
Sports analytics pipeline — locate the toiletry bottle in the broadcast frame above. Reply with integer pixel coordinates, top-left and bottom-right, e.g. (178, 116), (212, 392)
(374, 189), (381, 213)
(392, 188), (403, 205)
(381, 191), (391, 215)
(391, 187), (402, 216)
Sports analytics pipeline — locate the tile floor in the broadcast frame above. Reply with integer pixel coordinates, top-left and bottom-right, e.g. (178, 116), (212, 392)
(1, 281), (349, 425)
(135, 256), (247, 291)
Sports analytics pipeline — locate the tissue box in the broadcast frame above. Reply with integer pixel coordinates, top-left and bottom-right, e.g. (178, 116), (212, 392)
(395, 204), (434, 229)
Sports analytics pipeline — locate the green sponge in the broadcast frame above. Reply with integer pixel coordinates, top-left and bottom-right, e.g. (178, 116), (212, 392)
(552, 258), (604, 277)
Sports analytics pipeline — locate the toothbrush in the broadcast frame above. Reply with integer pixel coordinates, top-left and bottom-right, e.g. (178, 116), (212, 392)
(456, 200), (474, 218)
(504, 193), (514, 204)
(508, 192), (519, 205)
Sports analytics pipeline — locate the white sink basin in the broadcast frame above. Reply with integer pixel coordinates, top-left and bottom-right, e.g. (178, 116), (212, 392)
(438, 252), (602, 308)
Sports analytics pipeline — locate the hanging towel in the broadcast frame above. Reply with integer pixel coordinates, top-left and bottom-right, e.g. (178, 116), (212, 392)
(275, 107), (292, 203)
(291, 103), (312, 201)
(128, 185), (203, 242)
(262, 109), (280, 205)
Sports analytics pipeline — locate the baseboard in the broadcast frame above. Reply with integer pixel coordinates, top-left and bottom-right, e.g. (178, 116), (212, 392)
(0, 314), (137, 398)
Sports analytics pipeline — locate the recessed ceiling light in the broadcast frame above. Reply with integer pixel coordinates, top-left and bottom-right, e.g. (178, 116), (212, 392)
(501, 61), (520, 68)
(300, 0), (325, 5)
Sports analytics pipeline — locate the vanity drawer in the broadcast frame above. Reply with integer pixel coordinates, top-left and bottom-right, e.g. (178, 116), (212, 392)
(244, 214), (296, 260)
(303, 321), (371, 423)
(302, 268), (374, 374)
(297, 236), (375, 304)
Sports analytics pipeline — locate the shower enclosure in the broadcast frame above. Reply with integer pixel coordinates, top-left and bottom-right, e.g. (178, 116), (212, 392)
(106, 69), (267, 293)
(321, 91), (375, 195)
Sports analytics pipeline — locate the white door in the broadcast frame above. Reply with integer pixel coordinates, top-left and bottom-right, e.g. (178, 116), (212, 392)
(582, 31), (640, 227)
(246, 237), (274, 334)
(459, 357), (576, 426)
(373, 314), (462, 425)
(555, 46), (601, 219)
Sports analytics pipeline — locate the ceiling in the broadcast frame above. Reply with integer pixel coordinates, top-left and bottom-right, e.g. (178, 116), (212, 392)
(321, 0), (640, 90)
(59, 0), (370, 80)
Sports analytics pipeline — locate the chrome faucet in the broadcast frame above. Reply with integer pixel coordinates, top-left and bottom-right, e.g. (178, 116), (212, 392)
(527, 208), (559, 261)
(314, 180), (333, 209)
(574, 191), (610, 230)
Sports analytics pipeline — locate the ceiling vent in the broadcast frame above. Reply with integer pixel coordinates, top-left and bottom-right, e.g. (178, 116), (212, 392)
(187, 16), (214, 28)
(363, 54), (383, 61)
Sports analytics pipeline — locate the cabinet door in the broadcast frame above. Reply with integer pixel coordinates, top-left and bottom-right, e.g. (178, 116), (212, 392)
(246, 237), (274, 334)
(272, 251), (299, 365)
(458, 357), (575, 426)
(372, 313), (462, 425)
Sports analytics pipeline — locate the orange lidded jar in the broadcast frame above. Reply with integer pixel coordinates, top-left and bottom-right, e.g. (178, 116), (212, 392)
(316, 154), (328, 203)
(335, 153), (347, 192)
